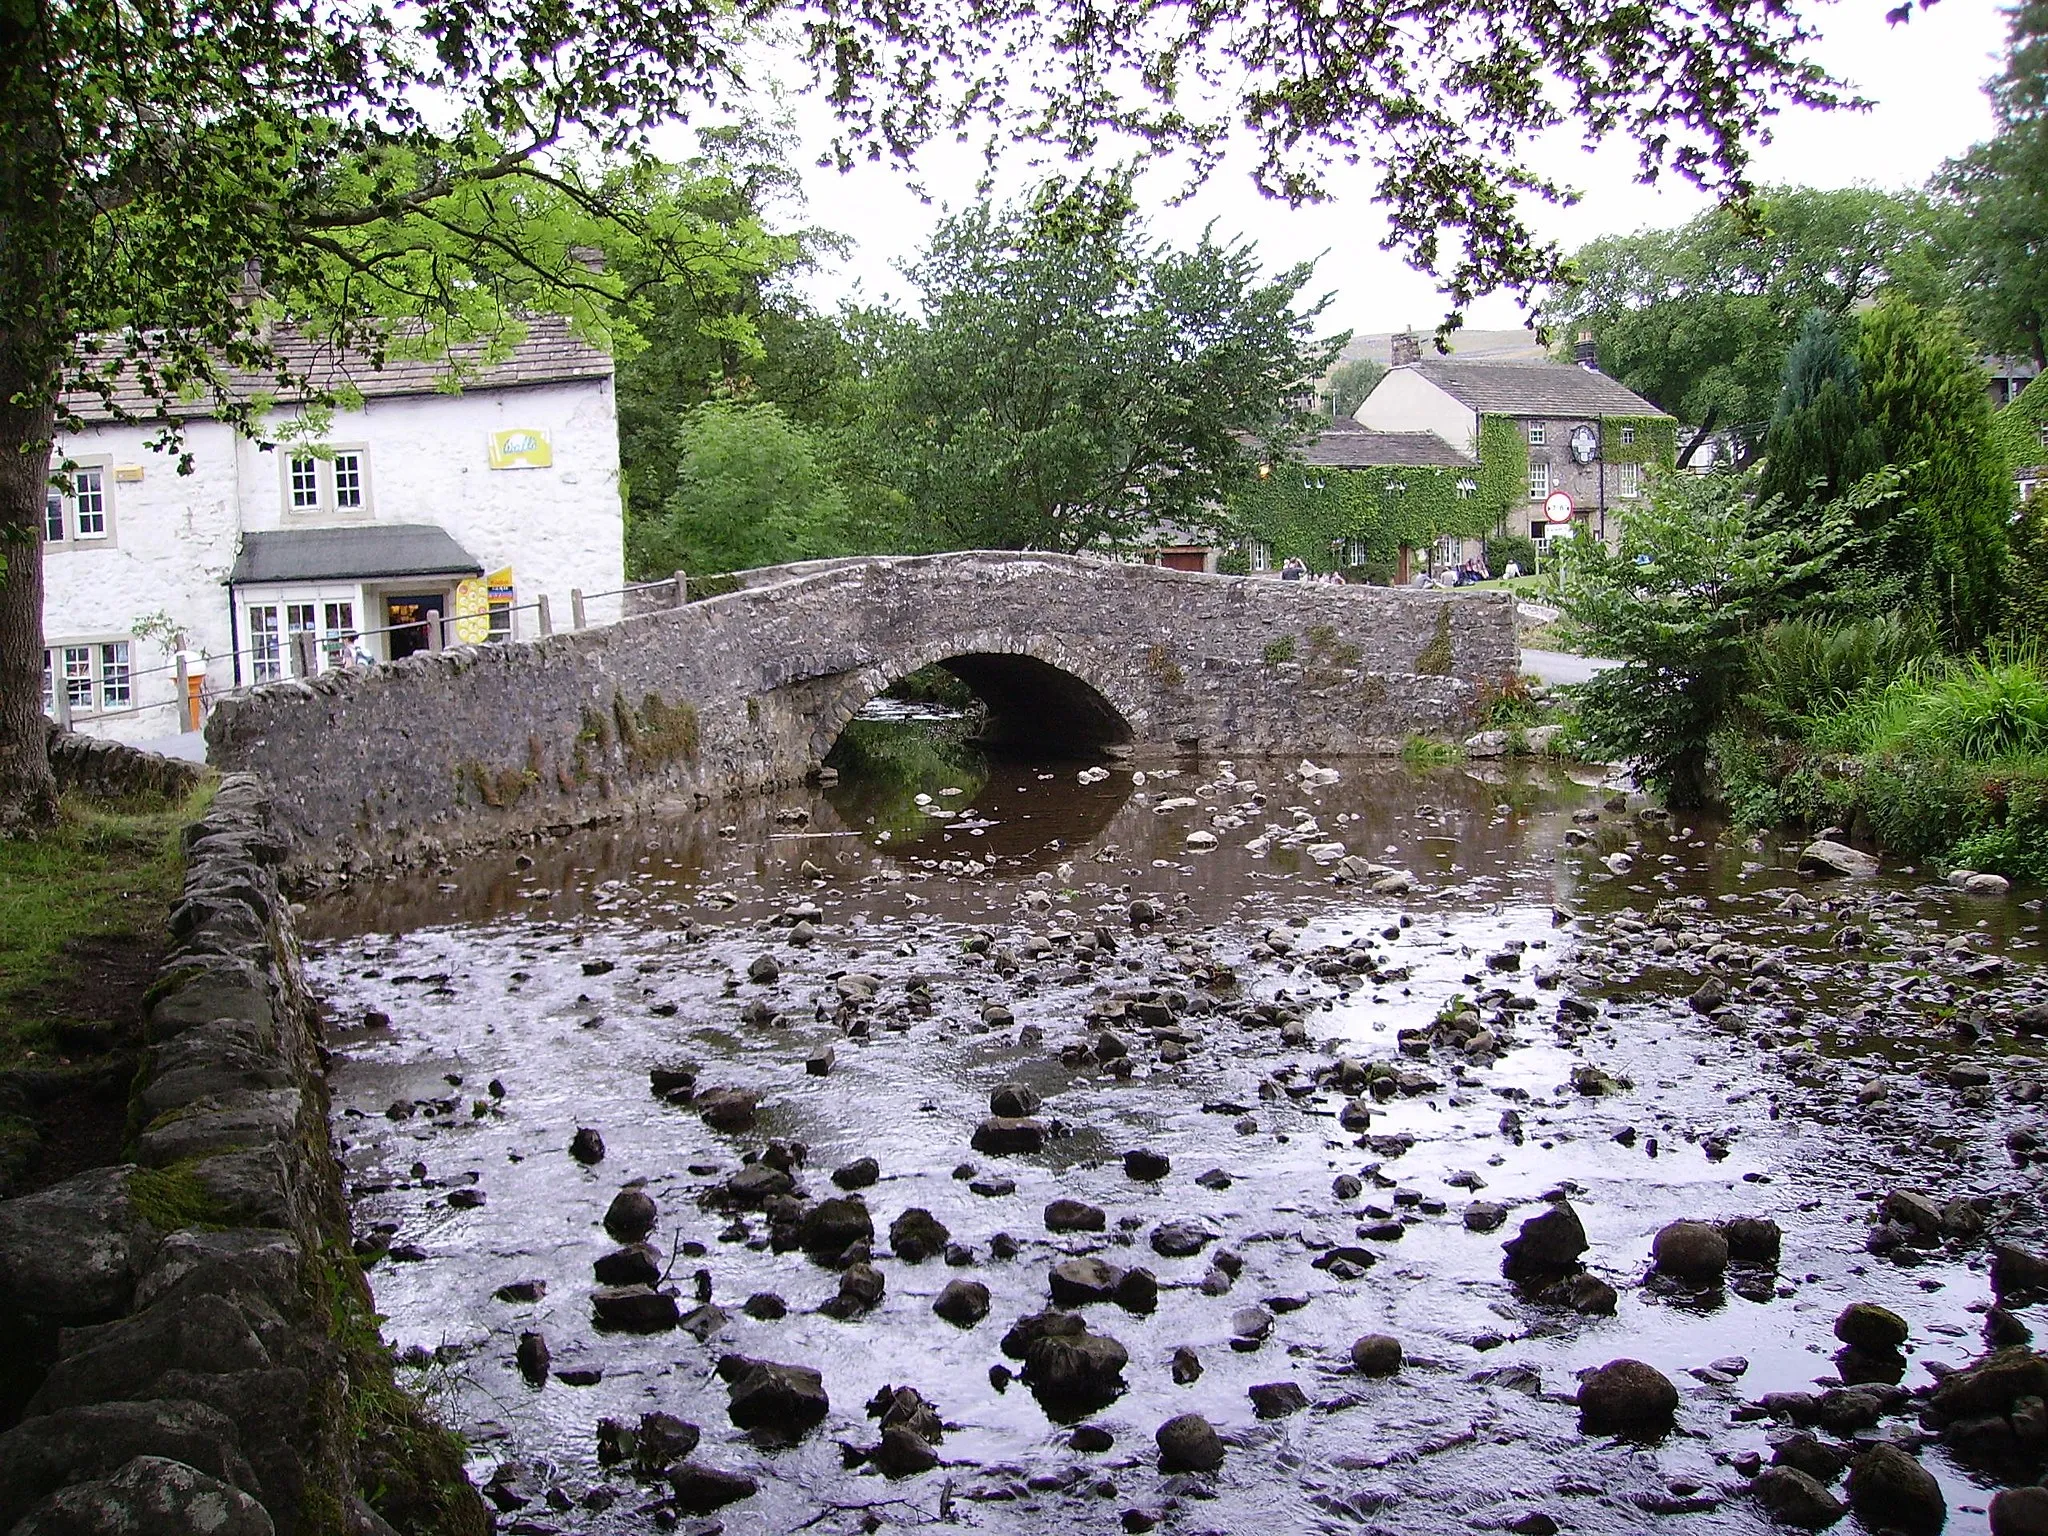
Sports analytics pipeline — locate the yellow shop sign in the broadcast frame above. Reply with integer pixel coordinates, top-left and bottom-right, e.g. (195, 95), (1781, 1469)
(487, 429), (552, 469)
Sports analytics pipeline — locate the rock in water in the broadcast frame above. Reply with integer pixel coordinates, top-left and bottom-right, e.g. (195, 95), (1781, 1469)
(1155, 1413), (1225, 1472)
(1651, 1220), (1729, 1283)
(603, 1188), (658, 1243)
(668, 1463), (759, 1513)
(1578, 1359), (1679, 1436)
(971, 1117), (1046, 1154)
(593, 1243), (661, 1287)
(569, 1127), (605, 1164)
(1351, 1334), (1403, 1376)
(932, 1280), (991, 1326)
(872, 1423), (940, 1477)
(1991, 1487), (2048, 1536)
(799, 1196), (873, 1258)
(1046, 1198), (1107, 1233)
(591, 1285), (680, 1333)
(1797, 839), (1879, 878)
(1752, 1466), (1847, 1530)
(1834, 1302), (1908, 1354)
(989, 1082), (1042, 1117)
(1248, 1381), (1308, 1419)
(515, 1330), (550, 1384)
(1845, 1444), (1944, 1535)
(889, 1208), (950, 1263)
(719, 1355), (830, 1441)
(1124, 1149), (1171, 1181)
(1502, 1200), (1588, 1278)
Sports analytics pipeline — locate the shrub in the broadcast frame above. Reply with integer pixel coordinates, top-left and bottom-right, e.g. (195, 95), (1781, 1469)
(1742, 613), (1937, 736)
(1485, 533), (1540, 577)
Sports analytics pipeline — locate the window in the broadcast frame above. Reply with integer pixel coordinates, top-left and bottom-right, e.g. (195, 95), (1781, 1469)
(2039, 425), (2048, 449)
(1620, 425), (1637, 446)
(73, 468), (106, 537)
(44, 465), (113, 543)
(286, 603), (318, 675)
(1456, 478), (1476, 499)
(333, 453), (363, 509)
(1527, 423), (1546, 447)
(248, 604), (282, 683)
(288, 457), (320, 510)
(41, 641), (129, 717)
(1530, 519), (1548, 542)
(1616, 462), (1643, 499)
(1247, 541), (1272, 573)
(321, 601), (355, 668)
(1528, 461), (1551, 500)
(1343, 538), (1371, 567)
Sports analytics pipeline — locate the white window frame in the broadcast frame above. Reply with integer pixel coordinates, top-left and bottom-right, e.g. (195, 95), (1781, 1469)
(1527, 422), (1546, 447)
(1620, 425), (1637, 446)
(281, 445), (372, 518)
(44, 459), (115, 546)
(43, 638), (131, 717)
(1528, 460), (1551, 501)
(1616, 461), (1643, 499)
(1247, 541), (1272, 574)
(247, 603), (284, 683)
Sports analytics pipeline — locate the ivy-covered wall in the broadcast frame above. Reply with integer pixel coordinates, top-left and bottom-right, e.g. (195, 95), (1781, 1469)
(1220, 462), (1498, 577)
(1993, 378), (2048, 473)
(1599, 416), (1679, 467)
(1475, 415), (1527, 522)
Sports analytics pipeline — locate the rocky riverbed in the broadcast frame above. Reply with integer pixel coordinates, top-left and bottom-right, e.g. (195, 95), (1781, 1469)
(305, 746), (2048, 1534)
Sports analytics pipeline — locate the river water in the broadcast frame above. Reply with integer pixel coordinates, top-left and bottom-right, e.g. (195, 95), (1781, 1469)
(305, 725), (2048, 1535)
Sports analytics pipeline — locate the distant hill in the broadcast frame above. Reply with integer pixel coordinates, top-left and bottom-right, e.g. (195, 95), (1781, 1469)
(1334, 328), (1550, 367)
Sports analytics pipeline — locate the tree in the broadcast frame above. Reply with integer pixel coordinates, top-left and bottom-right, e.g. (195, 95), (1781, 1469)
(1559, 471), (1862, 806)
(1937, 0), (2048, 367)
(1855, 298), (2012, 646)
(628, 401), (876, 576)
(1753, 310), (1882, 519)
(859, 178), (1343, 553)
(1545, 187), (1954, 466)
(1329, 359), (1389, 420)
(0, 0), (1856, 825)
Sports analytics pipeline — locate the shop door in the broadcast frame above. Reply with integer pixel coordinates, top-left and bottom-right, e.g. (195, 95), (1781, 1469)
(386, 594), (447, 660)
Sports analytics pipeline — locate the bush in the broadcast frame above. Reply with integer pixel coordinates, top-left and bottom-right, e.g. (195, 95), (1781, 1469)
(1485, 533), (1540, 577)
(1858, 647), (2048, 761)
(1742, 613), (1936, 736)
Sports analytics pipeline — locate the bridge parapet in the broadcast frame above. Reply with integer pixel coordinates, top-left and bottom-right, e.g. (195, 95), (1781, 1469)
(205, 551), (1516, 877)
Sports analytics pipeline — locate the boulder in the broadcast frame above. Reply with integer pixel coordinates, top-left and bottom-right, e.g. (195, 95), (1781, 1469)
(1752, 1465), (1847, 1530)
(1994, 1245), (2048, 1299)
(830, 1157), (880, 1190)
(821, 1263), (885, 1319)
(1930, 1348), (2048, 1422)
(591, 1285), (679, 1333)
(1845, 1444), (1944, 1535)
(569, 1127), (605, 1165)
(1798, 840), (1879, 879)
(695, 1089), (760, 1131)
(888, 1208), (950, 1263)
(27, 1294), (271, 1415)
(1577, 1359), (1679, 1437)
(799, 1196), (873, 1258)
(593, 1243), (661, 1287)
(10, 1455), (274, 1536)
(1248, 1381), (1308, 1419)
(1155, 1413), (1225, 1473)
(1834, 1302), (1908, 1354)
(971, 1117), (1046, 1155)
(1350, 1334), (1403, 1376)
(1023, 1325), (1129, 1409)
(1502, 1200), (1588, 1278)
(1045, 1198), (1106, 1233)
(1651, 1220), (1729, 1283)
(667, 1462), (758, 1513)
(1992, 1487), (2048, 1536)
(1049, 1257), (1125, 1306)
(1150, 1220), (1216, 1259)
(1719, 1217), (1783, 1265)
(872, 1423), (940, 1477)
(989, 1083), (1042, 1118)
(932, 1280), (991, 1327)
(0, 1166), (159, 1322)
(1124, 1149), (1171, 1181)
(603, 1188), (658, 1243)
(719, 1356), (829, 1440)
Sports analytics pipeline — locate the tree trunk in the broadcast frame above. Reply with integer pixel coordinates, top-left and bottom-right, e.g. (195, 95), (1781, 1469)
(0, 372), (57, 831)
(1676, 406), (1720, 470)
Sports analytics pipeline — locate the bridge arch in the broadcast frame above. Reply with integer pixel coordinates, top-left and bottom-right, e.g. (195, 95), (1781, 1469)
(805, 632), (1139, 764)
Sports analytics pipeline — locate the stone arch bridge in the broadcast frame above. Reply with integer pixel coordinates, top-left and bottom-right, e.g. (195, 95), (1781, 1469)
(207, 552), (1517, 875)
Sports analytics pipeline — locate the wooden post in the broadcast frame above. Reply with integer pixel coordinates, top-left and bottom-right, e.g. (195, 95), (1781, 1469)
(176, 653), (192, 730)
(53, 674), (71, 730)
(537, 594), (553, 637)
(571, 588), (586, 630)
(426, 615), (444, 652)
(673, 569), (688, 607)
(290, 629), (316, 678)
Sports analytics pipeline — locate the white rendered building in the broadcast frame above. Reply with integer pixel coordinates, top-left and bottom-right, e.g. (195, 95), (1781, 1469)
(42, 317), (625, 743)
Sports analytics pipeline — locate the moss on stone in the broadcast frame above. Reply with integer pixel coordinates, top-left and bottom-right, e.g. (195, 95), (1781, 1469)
(130, 1162), (235, 1231)
(1414, 608), (1455, 676)
(1261, 636), (1296, 665)
(626, 694), (700, 772)
(462, 760), (532, 810)
(1146, 644), (1185, 690)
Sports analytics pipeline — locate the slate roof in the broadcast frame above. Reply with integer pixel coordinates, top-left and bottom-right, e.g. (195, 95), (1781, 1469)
(67, 314), (612, 423)
(1299, 423), (1475, 469)
(228, 524), (484, 585)
(1405, 360), (1671, 419)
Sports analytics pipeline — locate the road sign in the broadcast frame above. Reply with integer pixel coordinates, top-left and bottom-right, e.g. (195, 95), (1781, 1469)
(1543, 490), (1576, 525)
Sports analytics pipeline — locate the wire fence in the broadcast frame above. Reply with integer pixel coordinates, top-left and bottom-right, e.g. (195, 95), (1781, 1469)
(49, 572), (690, 737)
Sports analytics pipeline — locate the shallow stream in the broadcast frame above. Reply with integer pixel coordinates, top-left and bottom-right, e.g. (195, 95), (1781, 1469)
(307, 733), (2048, 1535)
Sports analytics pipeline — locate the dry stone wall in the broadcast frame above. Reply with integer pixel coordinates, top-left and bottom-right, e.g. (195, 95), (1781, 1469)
(45, 726), (206, 803)
(0, 776), (483, 1536)
(204, 552), (1517, 880)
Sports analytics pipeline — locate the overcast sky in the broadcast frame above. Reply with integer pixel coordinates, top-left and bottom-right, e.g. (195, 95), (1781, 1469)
(775, 0), (2012, 335)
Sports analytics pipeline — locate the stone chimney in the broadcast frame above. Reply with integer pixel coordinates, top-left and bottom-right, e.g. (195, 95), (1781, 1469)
(1391, 330), (1422, 368)
(1575, 330), (1599, 371)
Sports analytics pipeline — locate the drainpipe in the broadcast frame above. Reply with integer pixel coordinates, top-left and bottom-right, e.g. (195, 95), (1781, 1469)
(227, 582), (242, 687)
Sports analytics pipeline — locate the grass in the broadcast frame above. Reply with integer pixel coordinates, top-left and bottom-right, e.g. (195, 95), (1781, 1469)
(1401, 735), (1467, 766)
(0, 784), (211, 1072)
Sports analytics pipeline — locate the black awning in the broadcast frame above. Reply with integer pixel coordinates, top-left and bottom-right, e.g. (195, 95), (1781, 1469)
(228, 524), (484, 584)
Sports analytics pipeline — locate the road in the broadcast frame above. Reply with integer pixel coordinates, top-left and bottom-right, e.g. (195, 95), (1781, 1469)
(1519, 647), (1619, 687)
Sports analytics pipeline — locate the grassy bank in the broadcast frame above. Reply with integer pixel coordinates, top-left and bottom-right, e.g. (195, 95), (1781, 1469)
(0, 782), (213, 1192)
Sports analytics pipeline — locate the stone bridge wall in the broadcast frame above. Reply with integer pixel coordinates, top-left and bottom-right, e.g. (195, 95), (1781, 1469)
(0, 777), (481, 1536)
(205, 552), (1516, 879)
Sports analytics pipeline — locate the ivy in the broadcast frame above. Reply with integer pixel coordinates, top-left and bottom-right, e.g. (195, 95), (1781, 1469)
(1599, 416), (1679, 467)
(1475, 416), (1528, 522)
(1222, 461), (1498, 574)
(1993, 377), (2048, 474)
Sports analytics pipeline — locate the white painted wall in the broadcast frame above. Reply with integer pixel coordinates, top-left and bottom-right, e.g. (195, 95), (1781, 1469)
(1353, 368), (1478, 451)
(43, 376), (624, 744)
